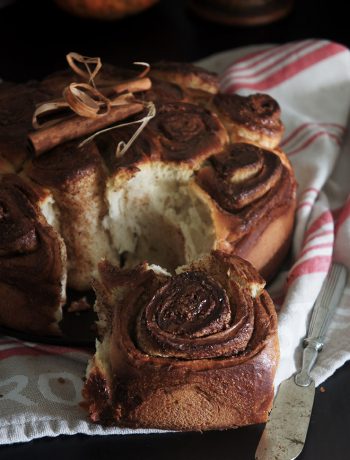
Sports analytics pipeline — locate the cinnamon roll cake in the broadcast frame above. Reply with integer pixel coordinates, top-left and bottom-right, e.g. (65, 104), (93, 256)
(0, 60), (296, 335)
(212, 93), (284, 149)
(83, 251), (279, 430)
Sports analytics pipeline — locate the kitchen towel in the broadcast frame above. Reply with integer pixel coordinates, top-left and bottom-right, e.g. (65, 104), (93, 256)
(1, 38), (350, 444)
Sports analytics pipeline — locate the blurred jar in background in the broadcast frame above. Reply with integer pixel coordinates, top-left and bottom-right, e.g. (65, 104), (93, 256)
(55, 0), (159, 20)
(189, 0), (294, 26)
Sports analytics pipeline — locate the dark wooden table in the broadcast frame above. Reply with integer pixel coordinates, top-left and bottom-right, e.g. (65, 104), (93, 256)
(0, 0), (349, 458)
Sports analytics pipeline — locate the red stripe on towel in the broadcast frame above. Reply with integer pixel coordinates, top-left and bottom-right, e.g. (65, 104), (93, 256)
(225, 42), (346, 92)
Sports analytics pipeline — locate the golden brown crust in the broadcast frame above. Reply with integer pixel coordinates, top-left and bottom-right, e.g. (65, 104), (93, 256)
(194, 143), (297, 280)
(237, 206), (296, 281)
(83, 251), (279, 430)
(27, 141), (103, 190)
(0, 174), (66, 335)
(201, 143), (284, 212)
(213, 93), (284, 149)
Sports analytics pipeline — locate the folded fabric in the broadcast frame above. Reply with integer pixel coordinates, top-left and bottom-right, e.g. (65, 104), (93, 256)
(1, 39), (350, 444)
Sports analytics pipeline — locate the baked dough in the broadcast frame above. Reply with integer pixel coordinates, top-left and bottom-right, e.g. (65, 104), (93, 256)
(83, 251), (279, 430)
(0, 61), (296, 335)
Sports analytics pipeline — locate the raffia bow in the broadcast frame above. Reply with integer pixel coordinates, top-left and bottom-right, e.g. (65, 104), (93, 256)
(29, 53), (155, 156)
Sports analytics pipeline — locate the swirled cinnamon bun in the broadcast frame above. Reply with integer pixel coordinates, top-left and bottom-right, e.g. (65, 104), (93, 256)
(0, 175), (67, 335)
(26, 141), (116, 291)
(148, 102), (228, 164)
(212, 93), (284, 149)
(193, 143), (296, 280)
(83, 251), (279, 430)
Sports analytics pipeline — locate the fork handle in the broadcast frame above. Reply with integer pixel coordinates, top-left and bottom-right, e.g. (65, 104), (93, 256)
(295, 263), (348, 387)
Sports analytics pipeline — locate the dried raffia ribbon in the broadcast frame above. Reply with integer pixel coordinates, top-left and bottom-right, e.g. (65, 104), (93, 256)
(97, 62), (151, 91)
(133, 62), (151, 79)
(31, 57), (151, 129)
(79, 101), (156, 159)
(66, 52), (102, 87)
(28, 53), (153, 156)
(116, 101), (156, 158)
(63, 83), (111, 118)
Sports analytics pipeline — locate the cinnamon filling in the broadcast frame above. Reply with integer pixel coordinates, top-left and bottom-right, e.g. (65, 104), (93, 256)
(149, 102), (227, 163)
(213, 93), (282, 134)
(145, 271), (231, 338)
(201, 143), (283, 212)
(136, 268), (256, 360)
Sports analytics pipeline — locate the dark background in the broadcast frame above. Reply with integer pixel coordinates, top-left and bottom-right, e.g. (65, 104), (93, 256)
(0, 0), (350, 459)
(0, 0), (350, 81)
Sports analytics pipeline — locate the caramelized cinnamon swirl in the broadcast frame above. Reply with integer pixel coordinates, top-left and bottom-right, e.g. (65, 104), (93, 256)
(0, 175), (66, 334)
(83, 251), (279, 430)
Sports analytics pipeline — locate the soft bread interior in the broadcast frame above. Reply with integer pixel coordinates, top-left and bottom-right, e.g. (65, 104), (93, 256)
(104, 162), (215, 272)
(37, 193), (67, 328)
(38, 193), (61, 232)
(90, 263), (170, 379)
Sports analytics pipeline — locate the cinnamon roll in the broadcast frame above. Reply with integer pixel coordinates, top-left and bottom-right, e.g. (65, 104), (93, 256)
(83, 251), (279, 430)
(26, 141), (116, 291)
(212, 93), (284, 149)
(0, 175), (67, 335)
(148, 102), (229, 164)
(194, 143), (296, 280)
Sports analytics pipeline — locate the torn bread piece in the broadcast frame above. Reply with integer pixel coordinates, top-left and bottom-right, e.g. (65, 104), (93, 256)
(83, 251), (279, 430)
